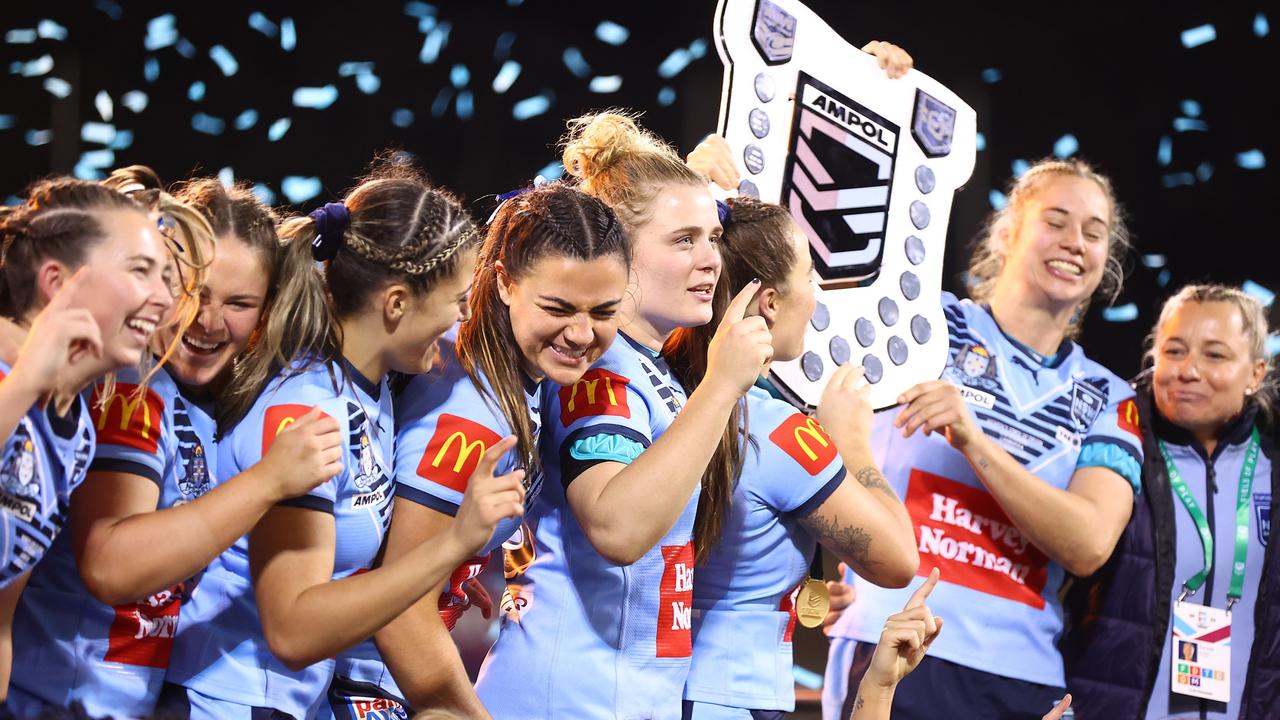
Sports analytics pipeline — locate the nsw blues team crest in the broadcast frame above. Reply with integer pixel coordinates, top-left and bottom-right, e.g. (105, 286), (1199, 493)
(948, 343), (998, 391)
(1256, 492), (1271, 547)
(353, 432), (377, 491)
(178, 442), (211, 498)
(911, 89), (957, 158)
(1069, 380), (1106, 432)
(0, 429), (40, 523)
(751, 0), (796, 64)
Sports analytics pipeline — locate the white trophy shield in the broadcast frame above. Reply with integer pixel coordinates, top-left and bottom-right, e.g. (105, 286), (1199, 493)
(713, 0), (976, 409)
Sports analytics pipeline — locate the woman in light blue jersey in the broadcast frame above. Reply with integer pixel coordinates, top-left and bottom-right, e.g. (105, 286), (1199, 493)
(0, 178), (175, 700)
(663, 196), (920, 720)
(165, 159), (526, 720)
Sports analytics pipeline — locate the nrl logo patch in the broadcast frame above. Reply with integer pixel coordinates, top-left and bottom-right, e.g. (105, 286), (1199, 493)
(911, 89), (957, 158)
(751, 0), (797, 64)
(1069, 380), (1106, 432)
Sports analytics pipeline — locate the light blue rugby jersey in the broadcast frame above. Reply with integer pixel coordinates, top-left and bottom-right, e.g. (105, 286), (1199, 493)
(475, 333), (699, 720)
(166, 360), (395, 720)
(0, 360), (94, 587)
(9, 366), (216, 719)
(684, 383), (845, 713)
(321, 336), (546, 714)
(827, 293), (1143, 687)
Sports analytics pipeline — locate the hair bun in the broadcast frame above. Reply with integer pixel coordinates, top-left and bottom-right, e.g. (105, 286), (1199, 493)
(561, 112), (662, 182)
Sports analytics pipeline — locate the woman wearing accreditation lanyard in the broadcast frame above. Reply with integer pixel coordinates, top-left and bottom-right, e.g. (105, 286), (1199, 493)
(0, 178), (176, 699)
(318, 183), (631, 718)
(1062, 284), (1280, 719)
(164, 160), (526, 720)
(473, 112), (774, 720)
(6, 171), (348, 720)
(666, 196), (919, 720)
(823, 159), (1145, 720)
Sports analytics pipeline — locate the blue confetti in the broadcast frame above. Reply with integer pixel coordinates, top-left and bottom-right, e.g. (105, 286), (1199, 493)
(562, 47), (591, 78)
(78, 149), (115, 174)
(1102, 303), (1138, 322)
(192, 113), (225, 135)
(73, 162), (102, 181)
(391, 108), (414, 128)
(5, 29), (36, 43)
(218, 167), (234, 187)
(144, 57), (159, 83)
(1157, 269), (1172, 287)
(512, 92), (551, 120)
(688, 38), (708, 59)
(1181, 99), (1201, 117)
(1181, 24), (1216, 48)
(507, 0), (522, 5)
(176, 37), (196, 58)
(493, 31), (516, 61)
(188, 81), (206, 102)
(25, 129), (52, 146)
(1053, 134), (1078, 159)
(431, 87), (454, 118)
(0, 115), (14, 130)
(1157, 135), (1172, 166)
(267, 117), (291, 141)
(339, 62), (374, 76)
(1237, 149), (1265, 169)
(456, 90), (474, 120)
(95, 90), (113, 121)
(281, 17), (296, 51)
(234, 108), (258, 129)
(3, 196), (20, 206)
(122, 90), (148, 112)
(1141, 254), (1167, 268)
(210, 45), (239, 76)
(356, 73), (381, 94)
(21, 55), (54, 77)
(251, 183), (276, 205)
(1256, 13), (1270, 37)
(282, 176), (322, 204)
(1011, 158), (1029, 177)
(536, 161), (564, 181)
(657, 86), (676, 106)
(1161, 172), (1195, 187)
(293, 85), (338, 109)
(589, 75), (622, 93)
(975, 132), (986, 151)
(1268, 335), (1280, 358)
(1243, 280), (1276, 307)
(108, 129), (133, 150)
(981, 67), (1001, 83)
(493, 60), (521, 93)
(248, 12), (278, 37)
(1195, 162), (1213, 182)
(94, 0), (123, 20)
(792, 664), (822, 690)
(43, 77), (71, 98)
(1173, 118), (1207, 132)
(37, 20), (68, 41)
(420, 22), (451, 63)
(419, 16), (436, 33)
(81, 122), (116, 144)
(145, 14), (178, 51)
(596, 21), (629, 45)
(988, 190), (1007, 209)
(404, 1), (436, 17)
(450, 63), (470, 88)
(658, 45), (699, 78)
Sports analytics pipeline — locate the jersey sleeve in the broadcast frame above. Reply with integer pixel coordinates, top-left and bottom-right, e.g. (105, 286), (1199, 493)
(237, 387), (348, 515)
(1078, 390), (1144, 493)
(544, 365), (655, 487)
(748, 401), (846, 517)
(394, 373), (511, 517)
(86, 379), (171, 487)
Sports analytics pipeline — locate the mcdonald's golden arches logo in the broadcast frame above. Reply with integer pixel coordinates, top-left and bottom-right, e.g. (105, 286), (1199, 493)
(558, 368), (631, 426)
(1117, 398), (1141, 440)
(90, 383), (166, 454)
(416, 414), (502, 493)
(261, 404), (325, 454)
(768, 412), (838, 475)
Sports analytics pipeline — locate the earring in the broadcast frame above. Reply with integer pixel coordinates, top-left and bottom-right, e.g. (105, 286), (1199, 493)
(1245, 387), (1256, 396)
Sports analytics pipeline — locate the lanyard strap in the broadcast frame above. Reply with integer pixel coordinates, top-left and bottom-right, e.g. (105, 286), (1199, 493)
(1157, 427), (1259, 603)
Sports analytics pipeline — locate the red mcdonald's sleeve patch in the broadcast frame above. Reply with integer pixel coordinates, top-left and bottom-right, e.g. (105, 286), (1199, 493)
(558, 368), (631, 426)
(262, 404), (319, 454)
(768, 413), (839, 476)
(1117, 398), (1141, 440)
(415, 414), (503, 493)
(90, 384), (166, 454)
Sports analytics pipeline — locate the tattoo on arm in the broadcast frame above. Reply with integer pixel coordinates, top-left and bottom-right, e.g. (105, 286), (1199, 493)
(799, 511), (877, 571)
(855, 466), (898, 501)
(853, 693), (865, 712)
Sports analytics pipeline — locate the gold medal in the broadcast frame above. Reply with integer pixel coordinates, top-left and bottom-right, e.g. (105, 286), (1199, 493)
(795, 577), (830, 629)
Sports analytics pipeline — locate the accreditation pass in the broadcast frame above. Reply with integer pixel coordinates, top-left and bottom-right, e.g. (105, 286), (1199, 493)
(1170, 602), (1231, 702)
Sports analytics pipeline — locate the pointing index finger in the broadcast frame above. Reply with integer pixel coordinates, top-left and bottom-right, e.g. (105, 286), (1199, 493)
(904, 567), (940, 610)
(723, 279), (761, 324)
(46, 266), (91, 310)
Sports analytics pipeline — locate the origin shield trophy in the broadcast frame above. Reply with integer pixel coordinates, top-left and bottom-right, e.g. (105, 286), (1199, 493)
(713, 0), (976, 409)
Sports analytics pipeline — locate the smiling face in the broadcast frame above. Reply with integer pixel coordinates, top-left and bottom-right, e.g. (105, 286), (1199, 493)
(154, 235), (270, 388)
(1153, 300), (1266, 440)
(387, 246), (478, 375)
(499, 253), (629, 385)
(626, 183), (722, 342)
(998, 174), (1112, 313)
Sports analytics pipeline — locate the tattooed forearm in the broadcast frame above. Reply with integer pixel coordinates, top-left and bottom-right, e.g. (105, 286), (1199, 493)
(855, 466), (899, 501)
(853, 693), (865, 712)
(799, 511), (878, 571)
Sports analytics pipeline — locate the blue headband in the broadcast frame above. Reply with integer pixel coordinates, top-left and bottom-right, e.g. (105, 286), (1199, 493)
(716, 199), (733, 227)
(309, 202), (349, 261)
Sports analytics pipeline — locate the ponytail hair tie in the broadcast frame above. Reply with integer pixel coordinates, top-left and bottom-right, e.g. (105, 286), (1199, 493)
(309, 202), (350, 261)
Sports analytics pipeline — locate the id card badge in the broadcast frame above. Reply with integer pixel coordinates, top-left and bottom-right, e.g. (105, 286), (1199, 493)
(1170, 601), (1231, 702)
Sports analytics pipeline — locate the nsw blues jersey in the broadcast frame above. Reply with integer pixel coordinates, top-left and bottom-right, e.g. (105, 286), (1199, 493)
(475, 333), (698, 720)
(685, 385), (845, 711)
(827, 293), (1143, 686)
(10, 366), (217, 719)
(166, 360), (395, 720)
(0, 361), (94, 587)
